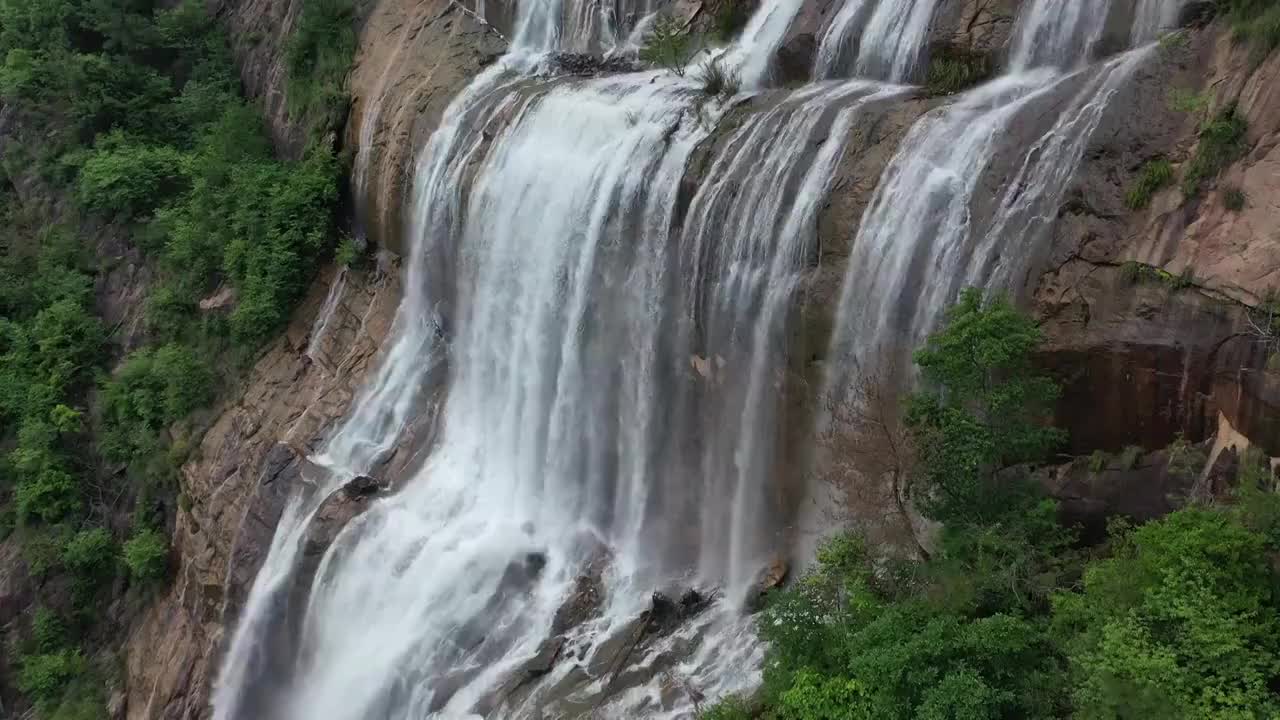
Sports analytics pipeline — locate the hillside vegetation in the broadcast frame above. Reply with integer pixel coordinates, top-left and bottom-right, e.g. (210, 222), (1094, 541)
(0, 0), (354, 715)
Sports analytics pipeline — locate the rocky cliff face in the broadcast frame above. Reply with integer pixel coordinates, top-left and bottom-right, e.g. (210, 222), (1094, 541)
(115, 0), (1280, 716)
(1033, 29), (1280, 455)
(122, 262), (401, 719)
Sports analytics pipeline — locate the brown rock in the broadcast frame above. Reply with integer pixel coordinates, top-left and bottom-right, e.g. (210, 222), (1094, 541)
(198, 285), (236, 312)
(744, 555), (788, 612)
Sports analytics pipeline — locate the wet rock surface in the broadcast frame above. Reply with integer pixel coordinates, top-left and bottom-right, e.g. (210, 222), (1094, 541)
(550, 52), (639, 75)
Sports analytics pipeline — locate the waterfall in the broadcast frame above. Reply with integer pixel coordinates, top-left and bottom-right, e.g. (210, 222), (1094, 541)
(211, 0), (1173, 715)
(304, 268), (348, 367)
(828, 0), (1159, 392)
(813, 0), (942, 81)
(1133, 0), (1189, 44)
(511, 0), (661, 52)
(679, 79), (906, 588)
(731, 0), (812, 87)
(854, 0), (942, 81)
(1008, 0), (1113, 70)
(826, 70), (1060, 376)
(813, 0), (873, 80)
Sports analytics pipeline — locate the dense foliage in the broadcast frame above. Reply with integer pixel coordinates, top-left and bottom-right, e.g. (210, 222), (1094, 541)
(704, 291), (1280, 720)
(0, 0), (352, 715)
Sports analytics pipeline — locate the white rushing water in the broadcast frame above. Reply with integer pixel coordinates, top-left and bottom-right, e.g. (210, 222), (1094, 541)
(854, 0), (942, 81)
(679, 78), (906, 588)
(813, 0), (873, 80)
(304, 268), (348, 368)
(215, 0), (1174, 716)
(1133, 0), (1189, 44)
(1008, 0), (1114, 70)
(814, 0), (942, 81)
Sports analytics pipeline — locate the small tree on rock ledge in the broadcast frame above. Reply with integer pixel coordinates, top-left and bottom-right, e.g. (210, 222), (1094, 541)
(904, 288), (1066, 526)
(640, 15), (694, 77)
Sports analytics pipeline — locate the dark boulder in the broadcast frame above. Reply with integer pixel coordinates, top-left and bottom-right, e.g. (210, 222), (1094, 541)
(774, 32), (816, 86)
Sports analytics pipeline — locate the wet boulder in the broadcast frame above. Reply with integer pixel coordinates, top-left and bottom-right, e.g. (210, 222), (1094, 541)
(774, 32), (817, 86)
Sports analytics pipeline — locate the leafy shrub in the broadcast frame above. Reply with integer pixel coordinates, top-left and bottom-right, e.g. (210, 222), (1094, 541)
(99, 344), (214, 463)
(1125, 157), (1173, 209)
(1166, 433), (1207, 479)
(759, 532), (1069, 720)
(1157, 28), (1190, 53)
(1118, 261), (1196, 291)
(1182, 105), (1247, 197)
(640, 15), (694, 76)
(1167, 87), (1208, 114)
(1235, 448), (1280, 548)
(14, 464), (81, 524)
(27, 298), (105, 390)
(69, 53), (176, 136)
(335, 235), (360, 268)
(61, 527), (115, 581)
(1224, 0), (1280, 63)
(17, 650), (86, 704)
(284, 0), (356, 128)
(1118, 444), (1143, 470)
(122, 527), (168, 582)
(1053, 509), (1280, 718)
(32, 606), (67, 652)
(77, 134), (188, 217)
(699, 695), (752, 719)
(1088, 450), (1109, 473)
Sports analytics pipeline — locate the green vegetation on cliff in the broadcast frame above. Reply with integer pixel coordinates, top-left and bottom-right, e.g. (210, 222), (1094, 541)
(0, 0), (354, 715)
(704, 291), (1280, 720)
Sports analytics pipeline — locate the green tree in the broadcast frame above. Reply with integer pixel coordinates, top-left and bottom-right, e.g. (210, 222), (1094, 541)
(905, 288), (1064, 525)
(640, 14), (694, 76)
(122, 526), (168, 582)
(61, 527), (115, 581)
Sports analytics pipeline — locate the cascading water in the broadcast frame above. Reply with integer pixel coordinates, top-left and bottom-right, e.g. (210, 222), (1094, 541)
(828, 0), (1165, 388)
(1007, 0), (1114, 70)
(213, 0), (909, 712)
(813, 0), (942, 81)
(304, 268), (348, 367)
(215, 0), (1183, 717)
(1133, 0), (1189, 44)
(678, 79), (906, 589)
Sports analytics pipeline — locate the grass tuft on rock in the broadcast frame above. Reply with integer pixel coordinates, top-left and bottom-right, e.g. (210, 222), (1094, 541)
(925, 45), (991, 96)
(1126, 157), (1174, 209)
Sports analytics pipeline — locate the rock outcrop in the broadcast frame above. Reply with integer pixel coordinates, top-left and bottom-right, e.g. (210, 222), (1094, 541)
(345, 0), (506, 254)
